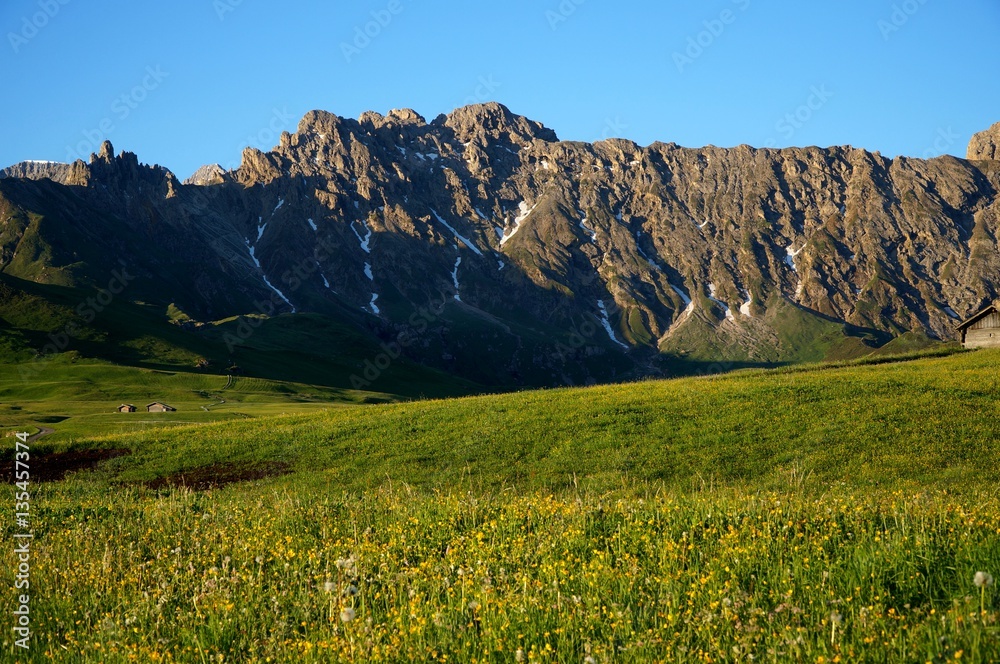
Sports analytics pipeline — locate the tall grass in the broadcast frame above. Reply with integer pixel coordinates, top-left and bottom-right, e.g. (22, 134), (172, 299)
(3, 484), (997, 662)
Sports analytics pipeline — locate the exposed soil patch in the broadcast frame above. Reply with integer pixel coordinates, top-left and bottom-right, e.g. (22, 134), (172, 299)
(142, 461), (292, 491)
(0, 448), (130, 482)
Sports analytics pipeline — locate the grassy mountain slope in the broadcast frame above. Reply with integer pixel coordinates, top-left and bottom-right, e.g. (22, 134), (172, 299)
(0, 272), (479, 400)
(0, 354), (404, 444)
(61, 346), (992, 493)
(3, 348), (999, 663)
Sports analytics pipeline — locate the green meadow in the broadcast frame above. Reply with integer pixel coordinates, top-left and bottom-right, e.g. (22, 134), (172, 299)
(1, 349), (999, 662)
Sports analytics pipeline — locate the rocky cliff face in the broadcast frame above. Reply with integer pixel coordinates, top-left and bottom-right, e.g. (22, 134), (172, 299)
(968, 122), (1000, 161)
(1, 104), (998, 387)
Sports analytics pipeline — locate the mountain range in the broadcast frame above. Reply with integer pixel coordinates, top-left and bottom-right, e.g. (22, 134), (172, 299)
(1, 104), (998, 392)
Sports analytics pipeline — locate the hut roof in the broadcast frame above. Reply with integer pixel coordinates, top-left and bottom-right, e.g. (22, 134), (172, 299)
(956, 303), (999, 331)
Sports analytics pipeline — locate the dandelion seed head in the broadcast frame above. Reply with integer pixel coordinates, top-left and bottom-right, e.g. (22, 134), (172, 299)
(830, 612), (843, 625)
(340, 607), (356, 623)
(974, 571), (994, 588)
(515, 648), (525, 663)
(323, 581), (335, 593)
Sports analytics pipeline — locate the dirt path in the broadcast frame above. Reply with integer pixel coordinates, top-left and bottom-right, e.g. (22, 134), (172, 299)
(27, 426), (55, 442)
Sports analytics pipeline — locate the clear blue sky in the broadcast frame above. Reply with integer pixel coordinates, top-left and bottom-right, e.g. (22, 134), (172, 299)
(3, 0), (998, 179)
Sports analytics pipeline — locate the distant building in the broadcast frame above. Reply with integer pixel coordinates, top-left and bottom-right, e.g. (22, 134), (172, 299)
(147, 402), (177, 413)
(957, 303), (1000, 349)
(117, 404), (137, 413)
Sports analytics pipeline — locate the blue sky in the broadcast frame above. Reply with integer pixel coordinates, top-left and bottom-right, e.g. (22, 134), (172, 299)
(2, 0), (998, 178)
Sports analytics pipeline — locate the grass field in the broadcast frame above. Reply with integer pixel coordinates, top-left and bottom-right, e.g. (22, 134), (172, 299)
(0, 354), (401, 444)
(1, 349), (999, 661)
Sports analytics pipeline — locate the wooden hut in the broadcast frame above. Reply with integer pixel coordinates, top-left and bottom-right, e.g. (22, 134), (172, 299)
(146, 402), (177, 413)
(957, 303), (1000, 349)
(117, 404), (137, 413)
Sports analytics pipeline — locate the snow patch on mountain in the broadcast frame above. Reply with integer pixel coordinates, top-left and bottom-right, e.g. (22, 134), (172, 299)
(597, 300), (628, 349)
(501, 201), (536, 246)
(351, 220), (372, 253)
(451, 256), (462, 301)
(708, 283), (734, 321)
(430, 209), (483, 256)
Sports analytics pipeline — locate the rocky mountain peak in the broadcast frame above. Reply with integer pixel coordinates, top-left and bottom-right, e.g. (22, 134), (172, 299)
(297, 110), (343, 137)
(967, 122), (1000, 161)
(3, 106), (1000, 387)
(443, 102), (559, 146)
(184, 163), (227, 186)
(94, 140), (115, 163)
(0, 160), (73, 184)
(386, 108), (426, 125)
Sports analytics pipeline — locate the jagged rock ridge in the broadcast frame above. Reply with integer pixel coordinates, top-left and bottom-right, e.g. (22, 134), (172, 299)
(1, 103), (998, 386)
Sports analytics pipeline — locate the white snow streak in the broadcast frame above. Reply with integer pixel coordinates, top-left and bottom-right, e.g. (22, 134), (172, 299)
(671, 285), (692, 306)
(429, 209), (483, 256)
(351, 220), (372, 253)
(451, 256), (462, 301)
(307, 218), (317, 232)
(597, 300), (628, 349)
(707, 283), (734, 321)
(364, 262), (373, 281)
(785, 244), (804, 272)
(579, 212), (597, 243)
(739, 292), (753, 317)
(369, 293), (380, 315)
(246, 240), (295, 312)
(944, 306), (959, 319)
(274, 198), (284, 212)
(500, 201), (536, 246)
(636, 243), (663, 272)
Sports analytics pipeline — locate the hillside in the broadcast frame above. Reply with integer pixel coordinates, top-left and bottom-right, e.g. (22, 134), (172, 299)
(49, 347), (995, 493)
(4, 349), (999, 663)
(1, 105), (998, 389)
